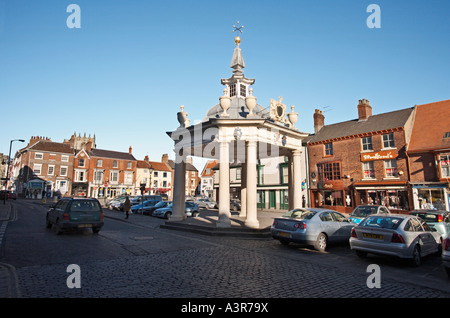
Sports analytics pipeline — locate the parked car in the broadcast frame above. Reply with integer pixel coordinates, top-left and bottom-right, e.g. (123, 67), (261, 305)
(214, 200), (241, 211)
(349, 214), (442, 266)
(7, 191), (17, 200)
(195, 198), (215, 209)
(145, 200), (171, 216)
(131, 200), (160, 214)
(153, 201), (199, 219)
(349, 205), (391, 224)
(46, 197), (104, 234)
(442, 238), (450, 277)
(409, 210), (450, 240)
(130, 195), (162, 206)
(271, 208), (354, 252)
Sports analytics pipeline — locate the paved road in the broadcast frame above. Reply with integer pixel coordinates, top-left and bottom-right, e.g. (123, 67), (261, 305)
(1, 199), (449, 304)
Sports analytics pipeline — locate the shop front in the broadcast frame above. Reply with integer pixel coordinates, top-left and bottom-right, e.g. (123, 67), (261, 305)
(310, 180), (354, 214)
(353, 181), (410, 213)
(411, 183), (449, 211)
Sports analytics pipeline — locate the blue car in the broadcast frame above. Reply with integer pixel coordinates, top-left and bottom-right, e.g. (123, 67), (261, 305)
(131, 200), (160, 214)
(349, 205), (391, 224)
(153, 201), (199, 219)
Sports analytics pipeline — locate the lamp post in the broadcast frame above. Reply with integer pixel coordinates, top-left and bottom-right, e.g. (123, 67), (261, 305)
(3, 139), (25, 204)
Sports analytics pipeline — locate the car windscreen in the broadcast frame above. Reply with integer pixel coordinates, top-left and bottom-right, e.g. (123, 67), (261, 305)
(351, 206), (378, 217)
(282, 209), (316, 220)
(360, 216), (403, 230)
(70, 200), (102, 212)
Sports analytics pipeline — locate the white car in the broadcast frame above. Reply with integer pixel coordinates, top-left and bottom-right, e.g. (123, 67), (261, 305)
(350, 214), (442, 266)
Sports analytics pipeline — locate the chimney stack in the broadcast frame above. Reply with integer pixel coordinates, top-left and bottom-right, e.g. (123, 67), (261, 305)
(313, 109), (324, 134)
(357, 99), (372, 121)
(129, 146), (132, 154)
(161, 153), (169, 163)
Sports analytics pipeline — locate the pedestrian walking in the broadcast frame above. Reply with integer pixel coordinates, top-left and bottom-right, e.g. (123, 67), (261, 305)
(123, 195), (131, 219)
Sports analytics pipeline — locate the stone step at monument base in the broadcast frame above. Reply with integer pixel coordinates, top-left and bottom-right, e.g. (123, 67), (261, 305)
(160, 221), (272, 238)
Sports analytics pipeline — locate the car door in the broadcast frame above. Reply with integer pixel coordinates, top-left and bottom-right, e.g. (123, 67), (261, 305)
(319, 212), (340, 242)
(413, 217), (436, 255)
(49, 200), (65, 223)
(331, 212), (354, 242)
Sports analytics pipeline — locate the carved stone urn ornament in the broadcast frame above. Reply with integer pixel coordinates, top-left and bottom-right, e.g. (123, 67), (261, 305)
(287, 105), (298, 129)
(245, 87), (257, 117)
(219, 88), (231, 117)
(177, 105), (190, 128)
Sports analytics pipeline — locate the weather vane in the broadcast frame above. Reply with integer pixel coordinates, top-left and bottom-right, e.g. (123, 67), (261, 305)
(232, 21), (244, 45)
(233, 21), (244, 34)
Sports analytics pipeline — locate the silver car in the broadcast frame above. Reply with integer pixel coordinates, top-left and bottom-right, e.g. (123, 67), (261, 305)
(442, 238), (450, 277)
(349, 214), (442, 266)
(409, 210), (450, 240)
(271, 208), (354, 252)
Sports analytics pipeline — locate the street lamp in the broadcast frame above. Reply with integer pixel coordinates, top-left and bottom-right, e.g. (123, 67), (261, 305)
(3, 139), (25, 204)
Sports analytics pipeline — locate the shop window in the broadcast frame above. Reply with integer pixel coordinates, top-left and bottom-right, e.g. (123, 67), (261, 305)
(418, 188), (446, 210)
(384, 159), (398, 177)
(361, 136), (373, 151)
(323, 190), (344, 206)
(382, 133), (395, 148)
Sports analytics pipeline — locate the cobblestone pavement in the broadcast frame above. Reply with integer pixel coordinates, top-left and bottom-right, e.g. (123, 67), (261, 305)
(2, 200), (450, 299)
(14, 235), (450, 298)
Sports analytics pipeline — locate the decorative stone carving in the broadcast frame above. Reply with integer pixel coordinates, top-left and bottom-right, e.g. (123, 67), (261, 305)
(245, 88), (257, 117)
(287, 105), (298, 129)
(219, 88), (231, 117)
(269, 96), (286, 124)
(177, 105), (190, 128)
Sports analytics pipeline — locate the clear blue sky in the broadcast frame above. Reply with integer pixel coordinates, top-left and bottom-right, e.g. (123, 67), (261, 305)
(1, 0), (449, 170)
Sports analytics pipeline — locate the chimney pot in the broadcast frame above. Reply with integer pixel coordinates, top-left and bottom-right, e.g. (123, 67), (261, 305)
(357, 99), (372, 121)
(313, 109), (324, 134)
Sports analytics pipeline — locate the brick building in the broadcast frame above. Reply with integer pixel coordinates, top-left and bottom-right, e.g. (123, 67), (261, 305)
(407, 99), (450, 210)
(307, 99), (415, 213)
(12, 136), (75, 198)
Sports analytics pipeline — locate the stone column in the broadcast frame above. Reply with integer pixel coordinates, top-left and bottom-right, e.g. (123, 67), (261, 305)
(292, 149), (302, 209)
(239, 160), (247, 218)
(170, 153), (186, 222)
(218, 141), (231, 228)
(287, 154), (294, 211)
(245, 140), (259, 228)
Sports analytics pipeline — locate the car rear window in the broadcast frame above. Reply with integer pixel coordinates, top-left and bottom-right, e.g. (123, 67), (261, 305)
(360, 216), (403, 230)
(282, 209), (316, 220)
(352, 206), (378, 217)
(70, 200), (102, 212)
(410, 212), (440, 223)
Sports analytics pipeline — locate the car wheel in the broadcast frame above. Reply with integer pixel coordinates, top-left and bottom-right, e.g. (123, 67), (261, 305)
(92, 227), (100, 234)
(314, 233), (327, 252)
(45, 215), (52, 229)
(193, 211), (199, 217)
(411, 245), (421, 267)
(165, 212), (172, 219)
(55, 220), (64, 235)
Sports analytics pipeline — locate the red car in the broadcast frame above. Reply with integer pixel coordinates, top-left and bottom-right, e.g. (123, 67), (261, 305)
(7, 191), (17, 200)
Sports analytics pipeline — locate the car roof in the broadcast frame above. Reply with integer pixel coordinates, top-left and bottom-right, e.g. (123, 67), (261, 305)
(410, 209), (448, 214)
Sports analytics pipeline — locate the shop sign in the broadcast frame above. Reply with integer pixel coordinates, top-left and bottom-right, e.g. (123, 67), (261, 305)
(361, 150), (397, 162)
